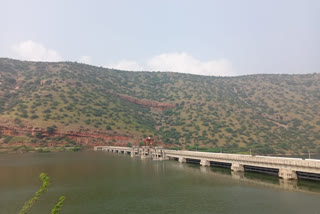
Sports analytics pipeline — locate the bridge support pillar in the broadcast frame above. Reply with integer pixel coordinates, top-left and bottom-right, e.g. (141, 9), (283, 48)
(231, 163), (244, 172)
(279, 168), (297, 180)
(178, 157), (186, 163)
(200, 159), (210, 167)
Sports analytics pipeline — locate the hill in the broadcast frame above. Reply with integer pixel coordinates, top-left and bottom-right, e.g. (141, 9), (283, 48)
(0, 58), (319, 155)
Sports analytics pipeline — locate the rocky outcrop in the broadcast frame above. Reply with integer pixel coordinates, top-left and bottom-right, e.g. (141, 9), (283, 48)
(112, 93), (175, 110)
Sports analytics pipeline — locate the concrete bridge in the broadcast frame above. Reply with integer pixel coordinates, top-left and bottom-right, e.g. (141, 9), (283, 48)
(94, 146), (320, 181)
(95, 146), (167, 160)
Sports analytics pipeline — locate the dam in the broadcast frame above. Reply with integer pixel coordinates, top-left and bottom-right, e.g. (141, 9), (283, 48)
(94, 146), (320, 181)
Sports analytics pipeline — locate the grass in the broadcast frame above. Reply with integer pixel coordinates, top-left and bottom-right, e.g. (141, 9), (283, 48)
(8, 136), (32, 143)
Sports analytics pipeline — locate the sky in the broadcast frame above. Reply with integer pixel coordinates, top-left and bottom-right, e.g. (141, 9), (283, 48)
(1, 0), (319, 76)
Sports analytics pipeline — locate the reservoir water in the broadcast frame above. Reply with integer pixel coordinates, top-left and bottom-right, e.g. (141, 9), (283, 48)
(0, 152), (319, 214)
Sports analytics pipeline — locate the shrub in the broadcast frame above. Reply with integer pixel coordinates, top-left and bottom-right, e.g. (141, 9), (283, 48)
(46, 126), (56, 134)
(70, 147), (81, 152)
(3, 136), (13, 143)
(14, 118), (22, 124)
(37, 148), (50, 153)
(30, 115), (39, 119)
(35, 132), (43, 139)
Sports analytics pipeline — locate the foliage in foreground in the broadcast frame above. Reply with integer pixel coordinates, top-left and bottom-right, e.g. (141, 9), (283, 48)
(51, 196), (66, 214)
(19, 173), (65, 214)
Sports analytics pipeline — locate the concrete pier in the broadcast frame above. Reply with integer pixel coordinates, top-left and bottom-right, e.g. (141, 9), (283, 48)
(152, 147), (169, 160)
(178, 157), (186, 163)
(140, 146), (152, 159)
(200, 159), (210, 167)
(231, 163), (244, 172)
(279, 169), (298, 180)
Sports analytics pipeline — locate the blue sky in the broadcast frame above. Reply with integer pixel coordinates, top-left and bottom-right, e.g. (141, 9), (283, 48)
(1, 0), (319, 76)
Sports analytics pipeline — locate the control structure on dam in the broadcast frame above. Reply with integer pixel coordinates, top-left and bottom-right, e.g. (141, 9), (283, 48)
(94, 146), (320, 181)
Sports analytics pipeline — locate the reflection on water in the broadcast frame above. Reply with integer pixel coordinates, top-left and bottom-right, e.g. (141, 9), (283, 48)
(0, 152), (320, 214)
(171, 161), (320, 195)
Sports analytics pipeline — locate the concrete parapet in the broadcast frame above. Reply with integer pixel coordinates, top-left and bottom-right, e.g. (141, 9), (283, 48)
(279, 168), (297, 180)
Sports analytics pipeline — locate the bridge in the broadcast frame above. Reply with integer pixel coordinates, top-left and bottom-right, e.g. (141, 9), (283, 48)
(95, 146), (166, 160)
(94, 146), (320, 181)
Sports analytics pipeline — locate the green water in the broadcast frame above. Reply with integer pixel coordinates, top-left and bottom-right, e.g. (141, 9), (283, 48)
(0, 152), (320, 214)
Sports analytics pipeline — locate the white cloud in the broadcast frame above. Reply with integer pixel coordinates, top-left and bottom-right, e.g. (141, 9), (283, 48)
(11, 40), (62, 62)
(106, 52), (235, 76)
(79, 55), (92, 64)
(108, 60), (144, 71)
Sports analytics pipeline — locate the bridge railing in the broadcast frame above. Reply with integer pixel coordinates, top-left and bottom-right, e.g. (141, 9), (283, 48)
(106, 146), (132, 150)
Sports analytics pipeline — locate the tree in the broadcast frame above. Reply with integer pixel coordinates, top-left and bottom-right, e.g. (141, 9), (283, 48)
(35, 132), (43, 139)
(46, 126), (56, 134)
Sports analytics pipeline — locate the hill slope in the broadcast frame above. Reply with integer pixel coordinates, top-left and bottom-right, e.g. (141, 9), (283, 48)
(0, 58), (319, 155)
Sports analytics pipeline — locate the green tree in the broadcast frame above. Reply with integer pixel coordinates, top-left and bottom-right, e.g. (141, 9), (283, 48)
(35, 132), (43, 139)
(46, 126), (56, 134)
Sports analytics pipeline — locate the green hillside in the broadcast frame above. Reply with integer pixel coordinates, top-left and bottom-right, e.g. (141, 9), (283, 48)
(0, 58), (319, 155)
